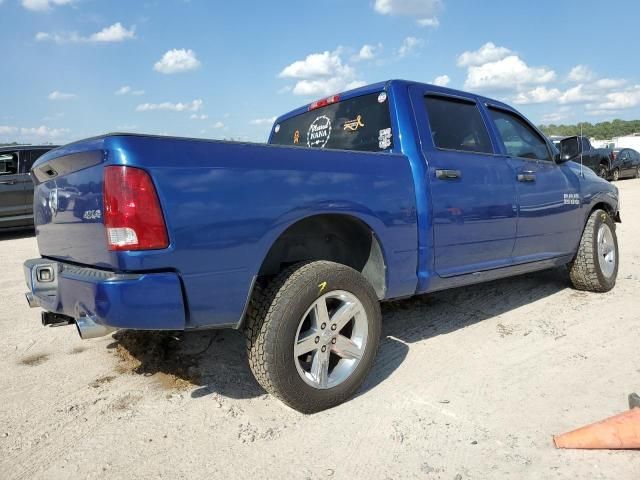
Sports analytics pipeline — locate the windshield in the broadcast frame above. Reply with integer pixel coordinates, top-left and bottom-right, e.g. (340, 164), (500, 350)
(270, 92), (394, 152)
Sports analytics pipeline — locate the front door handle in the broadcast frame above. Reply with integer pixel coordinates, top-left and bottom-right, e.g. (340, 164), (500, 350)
(517, 171), (536, 182)
(0, 179), (16, 185)
(436, 169), (461, 180)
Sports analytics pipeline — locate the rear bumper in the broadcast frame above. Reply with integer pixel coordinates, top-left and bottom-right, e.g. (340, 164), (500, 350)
(24, 258), (186, 335)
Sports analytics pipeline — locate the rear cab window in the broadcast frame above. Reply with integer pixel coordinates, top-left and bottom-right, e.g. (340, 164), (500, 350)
(424, 95), (493, 154)
(270, 92), (394, 152)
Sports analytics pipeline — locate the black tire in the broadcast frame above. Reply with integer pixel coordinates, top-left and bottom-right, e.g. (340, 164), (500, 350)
(597, 164), (608, 178)
(612, 168), (620, 181)
(568, 209), (619, 292)
(244, 261), (381, 413)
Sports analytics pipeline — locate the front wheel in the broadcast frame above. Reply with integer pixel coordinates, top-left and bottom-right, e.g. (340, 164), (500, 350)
(569, 209), (619, 292)
(245, 261), (381, 413)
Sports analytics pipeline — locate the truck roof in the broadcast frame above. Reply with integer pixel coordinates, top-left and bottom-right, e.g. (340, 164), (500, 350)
(273, 79), (516, 126)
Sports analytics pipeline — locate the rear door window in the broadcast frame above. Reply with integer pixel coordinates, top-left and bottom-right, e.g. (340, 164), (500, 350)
(0, 151), (19, 175)
(489, 108), (551, 161)
(424, 95), (493, 154)
(270, 92), (393, 152)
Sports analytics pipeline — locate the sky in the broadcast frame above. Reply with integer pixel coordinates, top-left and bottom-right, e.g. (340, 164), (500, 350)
(1, 0), (640, 145)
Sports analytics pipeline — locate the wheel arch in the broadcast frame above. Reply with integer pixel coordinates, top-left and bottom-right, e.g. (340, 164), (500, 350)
(255, 213), (388, 300)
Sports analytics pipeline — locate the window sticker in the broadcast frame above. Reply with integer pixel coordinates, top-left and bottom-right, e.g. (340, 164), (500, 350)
(343, 115), (365, 132)
(307, 115), (332, 148)
(379, 128), (392, 149)
(293, 130), (300, 144)
(378, 92), (387, 104)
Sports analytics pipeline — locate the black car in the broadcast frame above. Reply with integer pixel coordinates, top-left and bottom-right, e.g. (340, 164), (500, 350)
(610, 148), (640, 181)
(0, 145), (59, 230)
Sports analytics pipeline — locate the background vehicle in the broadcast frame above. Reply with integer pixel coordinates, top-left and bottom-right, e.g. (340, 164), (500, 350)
(560, 135), (616, 178)
(610, 148), (640, 180)
(0, 145), (58, 230)
(24, 80), (620, 413)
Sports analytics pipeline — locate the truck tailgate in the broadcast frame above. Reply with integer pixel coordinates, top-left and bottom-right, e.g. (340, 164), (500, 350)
(31, 145), (112, 268)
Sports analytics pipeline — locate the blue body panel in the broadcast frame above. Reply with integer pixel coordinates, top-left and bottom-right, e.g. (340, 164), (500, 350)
(30, 79), (620, 332)
(26, 264), (185, 331)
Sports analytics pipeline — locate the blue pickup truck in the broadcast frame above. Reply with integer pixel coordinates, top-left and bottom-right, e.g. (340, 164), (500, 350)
(24, 80), (620, 413)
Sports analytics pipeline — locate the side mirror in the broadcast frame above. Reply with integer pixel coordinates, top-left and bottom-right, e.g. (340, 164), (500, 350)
(559, 137), (580, 162)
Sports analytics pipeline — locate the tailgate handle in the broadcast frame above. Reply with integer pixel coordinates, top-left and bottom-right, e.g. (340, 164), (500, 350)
(0, 179), (16, 185)
(436, 169), (461, 180)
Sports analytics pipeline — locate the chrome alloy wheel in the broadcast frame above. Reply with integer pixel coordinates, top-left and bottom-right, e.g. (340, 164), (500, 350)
(597, 223), (616, 278)
(293, 290), (368, 389)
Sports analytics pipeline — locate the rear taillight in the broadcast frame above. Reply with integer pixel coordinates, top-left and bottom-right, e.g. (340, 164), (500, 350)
(103, 166), (168, 251)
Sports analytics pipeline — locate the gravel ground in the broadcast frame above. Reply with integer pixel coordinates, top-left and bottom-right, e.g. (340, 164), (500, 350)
(1, 179), (639, 480)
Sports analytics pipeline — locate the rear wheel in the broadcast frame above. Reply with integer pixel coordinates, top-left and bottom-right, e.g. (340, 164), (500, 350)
(569, 209), (618, 292)
(245, 261), (381, 413)
(597, 164), (608, 178)
(612, 168), (620, 181)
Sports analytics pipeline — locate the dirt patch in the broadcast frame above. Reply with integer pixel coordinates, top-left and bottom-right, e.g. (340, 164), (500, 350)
(69, 346), (86, 355)
(20, 353), (49, 366)
(109, 393), (143, 412)
(111, 331), (204, 390)
(89, 375), (116, 388)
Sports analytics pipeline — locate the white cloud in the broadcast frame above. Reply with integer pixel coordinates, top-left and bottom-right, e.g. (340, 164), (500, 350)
(36, 23), (135, 44)
(0, 124), (69, 141)
(89, 23), (135, 42)
(541, 109), (570, 124)
(513, 86), (562, 105)
(354, 44), (377, 62)
(558, 84), (595, 104)
(250, 117), (277, 126)
(457, 42), (512, 67)
(136, 99), (203, 112)
(568, 65), (593, 83)
(154, 49), (201, 74)
(279, 49), (365, 97)
(22, 0), (73, 11)
(279, 51), (353, 79)
(398, 36), (422, 57)
(292, 79), (365, 97)
(417, 17), (439, 27)
(190, 114), (208, 120)
(0, 126), (17, 135)
(432, 74), (450, 87)
(115, 85), (144, 96)
(212, 121), (225, 129)
(463, 55), (555, 91)
(593, 78), (627, 89)
(374, 0), (443, 27)
(48, 90), (76, 101)
(594, 85), (640, 110)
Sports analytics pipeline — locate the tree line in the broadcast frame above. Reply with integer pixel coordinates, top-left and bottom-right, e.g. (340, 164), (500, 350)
(538, 119), (640, 140)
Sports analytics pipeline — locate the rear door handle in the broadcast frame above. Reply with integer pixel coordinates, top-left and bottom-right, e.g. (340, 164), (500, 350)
(436, 169), (461, 180)
(0, 179), (16, 185)
(517, 171), (536, 182)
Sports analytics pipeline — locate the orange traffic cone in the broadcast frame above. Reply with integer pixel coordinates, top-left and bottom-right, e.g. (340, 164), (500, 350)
(553, 405), (640, 449)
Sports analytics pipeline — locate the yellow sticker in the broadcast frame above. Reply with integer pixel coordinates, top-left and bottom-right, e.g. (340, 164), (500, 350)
(318, 281), (328, 294)
(293, 130), (300, 144)
(343, 115), (365, 132)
